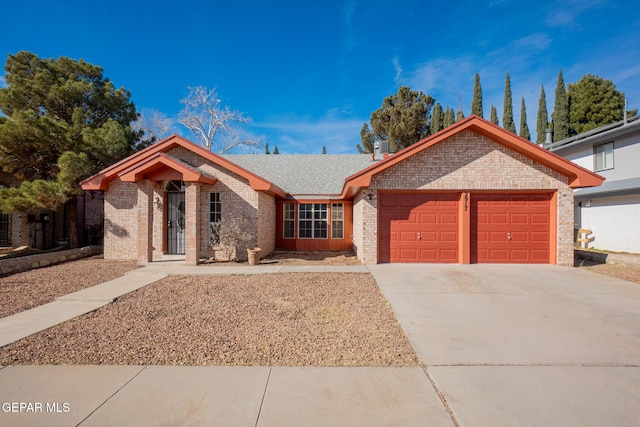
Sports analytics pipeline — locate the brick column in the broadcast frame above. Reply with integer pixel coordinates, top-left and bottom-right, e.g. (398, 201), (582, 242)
(137, 180), (154, 263)
(185, 182), (201, 266)
(458, 192), (471, 264)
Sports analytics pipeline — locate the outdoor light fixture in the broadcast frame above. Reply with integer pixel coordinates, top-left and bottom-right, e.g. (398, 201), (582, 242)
(154, 196), (162, 208)
(367, 192), (375, 201)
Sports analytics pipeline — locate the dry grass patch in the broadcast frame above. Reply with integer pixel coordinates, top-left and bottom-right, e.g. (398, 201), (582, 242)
(0, 273), (419, 367)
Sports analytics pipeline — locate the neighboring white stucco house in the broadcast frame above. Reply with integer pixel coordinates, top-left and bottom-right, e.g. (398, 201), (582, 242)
(549, 116), (640, 254)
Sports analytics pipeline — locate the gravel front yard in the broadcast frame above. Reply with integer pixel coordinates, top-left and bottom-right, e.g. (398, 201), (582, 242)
(579, 263), (640, 284)
(0, 257), (139, 318)
(0, 273), (420, 367)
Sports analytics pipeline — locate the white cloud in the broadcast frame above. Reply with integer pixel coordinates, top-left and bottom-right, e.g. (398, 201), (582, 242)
(392, 57), (403, 85)
(253, 111), (366, 154)
(545, 0), (605, 28)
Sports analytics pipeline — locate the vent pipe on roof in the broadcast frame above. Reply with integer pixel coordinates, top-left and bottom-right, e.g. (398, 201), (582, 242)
(373, 141), (389, 160)
(543, 128), (553, 149)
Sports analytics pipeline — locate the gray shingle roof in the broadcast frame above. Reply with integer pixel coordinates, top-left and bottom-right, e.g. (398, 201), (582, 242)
(223, 154), (374, 195)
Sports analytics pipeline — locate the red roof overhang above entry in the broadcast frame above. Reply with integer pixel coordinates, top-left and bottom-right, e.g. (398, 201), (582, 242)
(118, 153), (218, 185)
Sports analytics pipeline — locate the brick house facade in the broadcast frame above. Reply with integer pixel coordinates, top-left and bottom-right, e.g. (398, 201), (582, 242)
(81, 116), (603, 266)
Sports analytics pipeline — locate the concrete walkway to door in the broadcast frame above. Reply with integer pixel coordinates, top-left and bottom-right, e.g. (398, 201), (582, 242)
(368, 263), (640, 426)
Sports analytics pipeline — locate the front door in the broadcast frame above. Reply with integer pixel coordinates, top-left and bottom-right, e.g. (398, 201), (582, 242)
(167, 191), (186, 255)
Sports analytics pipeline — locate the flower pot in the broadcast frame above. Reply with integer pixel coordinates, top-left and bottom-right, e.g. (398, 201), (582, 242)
(247, 247), (261, 265)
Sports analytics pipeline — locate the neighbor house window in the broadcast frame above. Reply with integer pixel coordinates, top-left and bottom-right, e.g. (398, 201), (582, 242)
(594, 142), (613, 171)
(209, 193), (221, 246)
(298, 203), (328, 239)
(283, 203), (295, 239)
(331, 203), (344, 239)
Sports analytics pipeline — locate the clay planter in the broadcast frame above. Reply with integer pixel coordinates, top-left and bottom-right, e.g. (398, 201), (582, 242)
(247, 248), (261, 265)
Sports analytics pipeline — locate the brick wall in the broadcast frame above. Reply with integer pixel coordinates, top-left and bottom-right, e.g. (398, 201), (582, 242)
(354, 130), (574, 265)
(170, 147), (266, 262)
(102, 147), (275, 263)
(104, 179), (138, 260)
(257, 192), (276, 256)
(0, 172), (28, 247)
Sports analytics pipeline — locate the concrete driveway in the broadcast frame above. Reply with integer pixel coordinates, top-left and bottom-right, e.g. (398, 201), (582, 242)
(368, 264), (640, 426)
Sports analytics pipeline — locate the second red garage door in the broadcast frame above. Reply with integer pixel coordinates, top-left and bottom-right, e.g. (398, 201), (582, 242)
(379, 193), (459, 263)
(471, 193), (551, 263)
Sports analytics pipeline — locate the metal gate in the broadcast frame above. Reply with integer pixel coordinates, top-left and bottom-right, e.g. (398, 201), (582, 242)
(0, 213), (9, 245)
(167, 192), (186, 255)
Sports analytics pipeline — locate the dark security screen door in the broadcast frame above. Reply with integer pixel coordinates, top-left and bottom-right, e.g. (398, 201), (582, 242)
(167, 192), (186, 254)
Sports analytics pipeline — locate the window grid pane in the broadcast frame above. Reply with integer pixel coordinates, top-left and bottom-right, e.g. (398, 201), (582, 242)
(283, 203), (295, 239)
(331, 203), (344, 239)
(594, 142), (613, 171)
(298, 203), (328, 239)
(209, 193), (221, 246)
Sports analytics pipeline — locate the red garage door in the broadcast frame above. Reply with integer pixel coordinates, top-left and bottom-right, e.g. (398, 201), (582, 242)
(379, 193), (458, 263)
(471, 193), (551, 263)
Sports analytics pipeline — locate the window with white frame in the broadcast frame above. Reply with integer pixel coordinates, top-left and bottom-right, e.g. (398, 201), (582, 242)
(331, 203), (344, 239)
(209, 193), (221, 246)
(594, 142), (613, 171)
(298, 203), (328, 239)
(283, 203), (295, 239)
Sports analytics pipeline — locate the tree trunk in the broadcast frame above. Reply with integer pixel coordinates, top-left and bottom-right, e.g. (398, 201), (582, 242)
(67, 197), (79, 248)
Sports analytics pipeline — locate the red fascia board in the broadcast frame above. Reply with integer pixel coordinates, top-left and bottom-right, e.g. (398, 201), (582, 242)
(80, 134), (287, 197)
(468, 119), (604, 188)
(340, 115), (604, 197)
(118, 153), (218, 185)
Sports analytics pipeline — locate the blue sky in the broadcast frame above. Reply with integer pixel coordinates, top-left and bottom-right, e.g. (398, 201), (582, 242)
(2, 0), (639, 154)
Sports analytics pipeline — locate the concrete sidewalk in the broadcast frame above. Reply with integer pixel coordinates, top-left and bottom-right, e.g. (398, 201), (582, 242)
(0, 365), (453, 427)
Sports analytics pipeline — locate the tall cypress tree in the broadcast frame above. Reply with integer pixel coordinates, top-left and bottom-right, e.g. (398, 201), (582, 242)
(471, 73), (483, 117)
(552, 69), (569, 142)
(490, 105), (499, 125)
(519, 96), (531, 140)
(502, 72), (516, 133)
(322, 145), (327, 154)
(443, 106), (455, 128)
(265, 142), (270, 154)
(536, 85), (548, 145)
(431, 103), (444, 133)
(456, 106), (465, 122)
(273, 146), (279, 154)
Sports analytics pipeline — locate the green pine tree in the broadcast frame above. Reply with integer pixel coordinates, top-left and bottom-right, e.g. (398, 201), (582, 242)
(273, 146), (279, 154)
(471, 73), (483, 117)
(552, 69), (569, 142)
(519, 97), (531, 141)
(456, 106), (465, 122)
(536, 85), (548, 144)
(443, 107), (455, 128)
(567, 74), (633, 134)
(322, 145), (327, 154)
(431, 103), (443, 133)
(502, 72), (516, 133)
(490, 105), (499, 125)
(265, 142), (270, 154)
(0, 51), (143, 248)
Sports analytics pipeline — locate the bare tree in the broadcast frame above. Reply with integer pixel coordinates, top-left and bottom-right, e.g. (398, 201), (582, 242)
(134, 109), (175, 144)
(178, 86), (260, 153)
